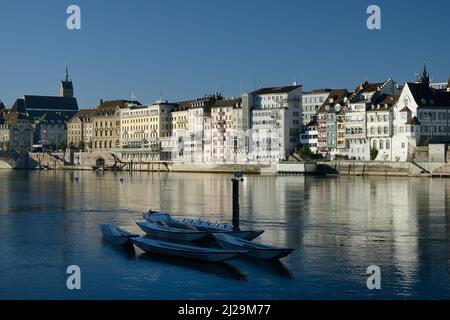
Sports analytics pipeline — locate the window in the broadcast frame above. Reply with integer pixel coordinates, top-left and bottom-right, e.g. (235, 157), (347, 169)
(379, 140), (384, 150)
(386, 140), (390, 149)
(401, 142), (405, 149)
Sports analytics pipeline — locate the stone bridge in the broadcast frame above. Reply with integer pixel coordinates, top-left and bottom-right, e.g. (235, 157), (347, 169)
(0, 152), (18, 169)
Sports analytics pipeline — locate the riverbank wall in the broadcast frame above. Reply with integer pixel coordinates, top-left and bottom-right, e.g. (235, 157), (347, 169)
(3, 152), (450, 177)
(317, 160), (449, 177)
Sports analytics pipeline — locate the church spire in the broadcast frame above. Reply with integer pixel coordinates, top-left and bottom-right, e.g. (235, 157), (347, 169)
(418, 63), (430, 86)
(65, 66), (70, 82)
(60, 65), (74, 98)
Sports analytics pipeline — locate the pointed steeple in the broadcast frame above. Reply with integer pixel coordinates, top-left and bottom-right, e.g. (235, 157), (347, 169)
(65, 66), (70, 82)
(418, 63), (430, 86)
(60, 66), (74, 98)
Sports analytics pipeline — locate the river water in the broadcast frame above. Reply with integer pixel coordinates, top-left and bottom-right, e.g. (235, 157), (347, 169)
(0, 170), (449, 299)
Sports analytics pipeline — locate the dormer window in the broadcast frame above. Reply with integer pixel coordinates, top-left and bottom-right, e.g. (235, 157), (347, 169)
(404, 97), (409, 106)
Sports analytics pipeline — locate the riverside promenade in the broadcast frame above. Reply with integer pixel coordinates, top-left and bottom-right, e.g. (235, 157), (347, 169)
(3, 151), (450, 177)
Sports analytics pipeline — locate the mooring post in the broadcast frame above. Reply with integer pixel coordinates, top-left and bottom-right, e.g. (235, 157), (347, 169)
(232, 171), (244, 231)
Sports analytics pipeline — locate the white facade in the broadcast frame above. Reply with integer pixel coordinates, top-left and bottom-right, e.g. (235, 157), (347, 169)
(247, 86), (302, 163)
(392, 83), (450, 161)
(346, 102), (370, 160)
(367, 108), (393, 161)
(300, 123), (318, 153)
(302, 90), (331, 126)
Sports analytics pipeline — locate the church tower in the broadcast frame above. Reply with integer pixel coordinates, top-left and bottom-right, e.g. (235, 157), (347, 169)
(60, 66), (74, 98)
(418, 63), (430, 87)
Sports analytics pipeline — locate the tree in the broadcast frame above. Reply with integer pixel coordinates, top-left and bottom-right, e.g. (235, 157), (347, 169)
(77, 141), (86, 151)
(370, 148), (379, 161)
(296, 144), (323, 160)
(58, 140), (67, 151)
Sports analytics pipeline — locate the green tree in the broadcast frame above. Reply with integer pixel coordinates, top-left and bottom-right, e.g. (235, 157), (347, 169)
(49, 143), (56, 151)
(58, 140), (67, 151)
(77, 141), (86, 151)
(296, 144), (323, 160)
(370, 148), (379, 161)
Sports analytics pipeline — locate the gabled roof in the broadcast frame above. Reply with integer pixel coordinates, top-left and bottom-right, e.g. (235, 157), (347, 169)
(305, 120), (318, 127)
(23, 95), (78, 111)
(11, 99), (27, 113)
(252, 85), (302, 95)
(407, 82), (450, 107)
(318, 89), (349, 113)
(405, 116), (421, 125)
(368, 94), (399, 112)
(4, 111), (32, 125)
(303, 88), (332, 95)
(68, 109), (96, 122)
(399, 106), (411, 112)
(97, 99), (141, 110)
(211, 98), (242, 109)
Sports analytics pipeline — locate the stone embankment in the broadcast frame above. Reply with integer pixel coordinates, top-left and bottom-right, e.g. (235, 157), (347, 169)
(317, 160), (450, 177)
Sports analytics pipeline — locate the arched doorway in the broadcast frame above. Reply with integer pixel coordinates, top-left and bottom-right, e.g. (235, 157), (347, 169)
(96, 158), (105, 169)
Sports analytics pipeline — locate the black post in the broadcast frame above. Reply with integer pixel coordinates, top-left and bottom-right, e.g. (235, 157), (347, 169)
(232, 171), (244, 231)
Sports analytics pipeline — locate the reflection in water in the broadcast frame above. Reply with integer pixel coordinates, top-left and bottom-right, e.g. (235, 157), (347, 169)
(0, 170), (449, 299)
(101, 239), (137, 260)
(137, 251), (247, 281)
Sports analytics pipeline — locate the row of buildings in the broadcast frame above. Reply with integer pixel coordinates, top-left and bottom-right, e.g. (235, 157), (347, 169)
(1, 66), (450, 163)
(66, 84), (303, 163)
(1, 68), (78, 153)
(300, 67), (450, 161)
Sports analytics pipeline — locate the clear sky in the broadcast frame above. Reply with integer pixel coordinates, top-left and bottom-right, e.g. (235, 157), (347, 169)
(0, 0), (449, 108)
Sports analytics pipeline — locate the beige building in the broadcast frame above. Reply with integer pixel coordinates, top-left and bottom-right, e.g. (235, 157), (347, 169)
(92, 100), (139, 151)
(67, 109), (95, 149)
(1, 112), (33, 153)
(0, 123), (9, 151)
(120, 101), (175, 149)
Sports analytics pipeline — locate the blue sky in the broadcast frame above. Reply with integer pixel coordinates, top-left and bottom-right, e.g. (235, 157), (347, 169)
(0, 0), (449, 108)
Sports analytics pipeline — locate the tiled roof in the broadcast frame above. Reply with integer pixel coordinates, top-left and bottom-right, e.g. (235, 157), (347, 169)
(97, 99), (141, 110)
(318, 89), (349, 113)
(11, 99), (27, 113)
(24, 95), (78, 111)
(368, 94), (399, 112)
(305, 120), (318, 127)
(405, 116), (421, 125)
(407, 82), (450, 107)
(399, 106), (411, 112)
(252, 85), (302, 95)
(211, 98), (242, 108)
(4, 111), (31, 125)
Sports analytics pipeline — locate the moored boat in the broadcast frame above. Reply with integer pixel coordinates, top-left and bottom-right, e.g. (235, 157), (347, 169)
(212, 233), (294, 260)
(143, 211), (264, 240)
(131, 237), (247, 262)
(100, 224), (139, 246)
(136, 221), (209, 242)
